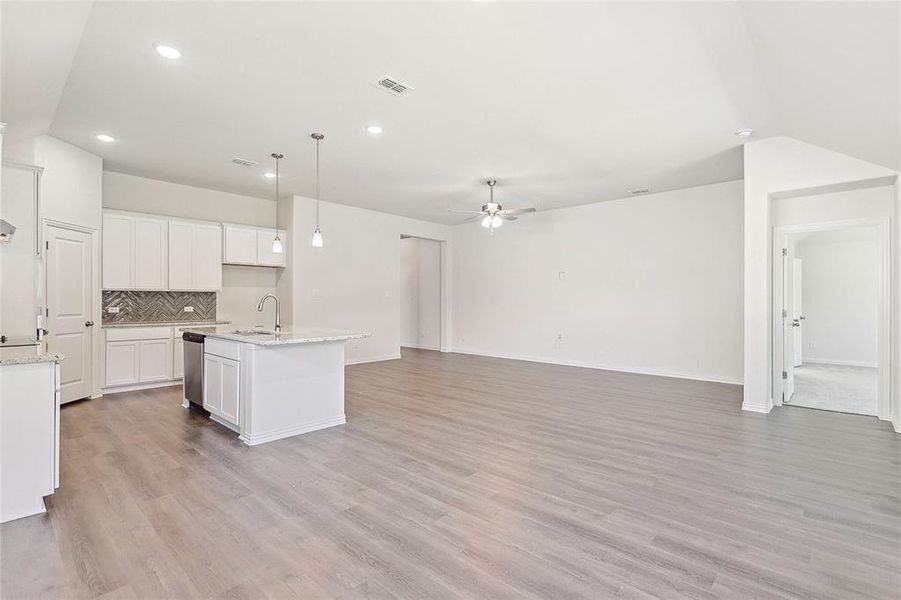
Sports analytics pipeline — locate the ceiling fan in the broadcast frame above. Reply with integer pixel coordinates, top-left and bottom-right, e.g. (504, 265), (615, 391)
(449, 179), (536, 232)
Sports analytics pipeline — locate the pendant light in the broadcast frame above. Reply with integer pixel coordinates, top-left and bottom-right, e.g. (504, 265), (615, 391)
(311, 132), (325, 247)
(270, 152), (284, 253)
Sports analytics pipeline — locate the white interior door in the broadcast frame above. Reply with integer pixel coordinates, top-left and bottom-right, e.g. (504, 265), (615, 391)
(46, 225), (93, 403)
(792, 258), (803, 368)
(782, 246), (795, 402)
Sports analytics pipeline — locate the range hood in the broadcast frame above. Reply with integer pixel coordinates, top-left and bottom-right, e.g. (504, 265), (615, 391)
(0, 219), (15, 244)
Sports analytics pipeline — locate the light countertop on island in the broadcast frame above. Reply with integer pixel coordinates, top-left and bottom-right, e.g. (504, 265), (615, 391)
(178, 325), (370, 346)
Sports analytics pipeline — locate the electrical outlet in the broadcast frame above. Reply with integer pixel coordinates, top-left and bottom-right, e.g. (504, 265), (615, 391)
(184, 306), (194, 313)
(558, 271), (567, 280)
(312, 289), (321, 299)
(107, 306), (120, 314)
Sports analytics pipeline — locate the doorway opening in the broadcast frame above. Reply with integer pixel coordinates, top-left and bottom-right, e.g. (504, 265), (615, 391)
(399, 235), (442, 352)
(773, 219), (888, 417)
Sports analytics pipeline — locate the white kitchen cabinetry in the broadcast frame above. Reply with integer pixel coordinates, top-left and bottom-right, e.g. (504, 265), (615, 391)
(102, 213), (134, 289)
(138, 339), (172, 382)
(223, 223), (286, 268)
(103, 213), (168, 290)
(134, 217), (168, 289)
(168, 220), (222, 291)
(103, 210), (222, 292)
(104, 327), (178, 389)
(204, 352), (240, 428)
(105, 341), (139, 386)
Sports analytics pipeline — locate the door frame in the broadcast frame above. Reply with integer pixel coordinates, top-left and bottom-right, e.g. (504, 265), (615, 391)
(772, 216), (891, 422)
(43, 219), (102, 398)
(398, 234), (450, 353)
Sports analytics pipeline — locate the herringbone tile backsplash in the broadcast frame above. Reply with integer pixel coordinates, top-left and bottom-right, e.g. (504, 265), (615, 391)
(102, 291), (217, 324)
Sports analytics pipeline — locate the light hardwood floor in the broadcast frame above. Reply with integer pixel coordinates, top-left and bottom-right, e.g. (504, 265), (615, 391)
(2, 348), (899, 599)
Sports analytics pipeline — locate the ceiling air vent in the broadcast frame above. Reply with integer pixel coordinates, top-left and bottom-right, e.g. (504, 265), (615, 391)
(629, 188), (650, 195)
(232, 157), (258, 167)
(375, 76), (413, 96)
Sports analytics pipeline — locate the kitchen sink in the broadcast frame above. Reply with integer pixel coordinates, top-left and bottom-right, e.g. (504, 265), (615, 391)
(232, 329), (275, 336)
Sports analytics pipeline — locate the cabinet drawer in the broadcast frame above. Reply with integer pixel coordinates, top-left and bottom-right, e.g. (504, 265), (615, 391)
(106, 326), (172, 341)
(205, 338), (241, 361)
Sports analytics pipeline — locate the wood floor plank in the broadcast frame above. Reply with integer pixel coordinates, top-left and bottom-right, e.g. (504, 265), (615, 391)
(2, 348), (899, 599)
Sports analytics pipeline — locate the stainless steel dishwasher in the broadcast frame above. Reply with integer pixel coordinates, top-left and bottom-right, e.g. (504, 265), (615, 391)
(182, 331), (206, 408)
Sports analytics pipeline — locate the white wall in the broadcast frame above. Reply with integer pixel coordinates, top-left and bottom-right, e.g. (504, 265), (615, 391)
(742, 135), (898, 414)
(399, 237), (442, 350)
(280, 196), (450, 364)
(452, 180), (744, 384)
(102, 171), (279, 324)
(795, 229), (879, 367)
(0, 165), (39, 338)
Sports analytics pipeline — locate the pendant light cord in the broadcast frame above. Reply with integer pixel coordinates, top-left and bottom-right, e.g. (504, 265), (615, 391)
(315, 137), (321, 229)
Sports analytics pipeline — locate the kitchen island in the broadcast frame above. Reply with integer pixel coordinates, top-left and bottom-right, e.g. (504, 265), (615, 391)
(0, 342), (62, 523)
(179, 326), (369, 445)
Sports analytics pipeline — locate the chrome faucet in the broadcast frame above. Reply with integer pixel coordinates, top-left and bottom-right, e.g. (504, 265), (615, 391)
(257, 294), (281, 333)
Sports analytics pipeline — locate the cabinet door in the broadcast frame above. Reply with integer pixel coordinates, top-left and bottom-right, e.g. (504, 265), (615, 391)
(173, 339), (184, 379)
(138, 339), (172, 382)
(105, 341), (139, 386)
(219, 357), (240, 425)
(168, 221), (194, 290)
(203, 354), (223, 415)
(134, 217), (168, 290)
(193, 224), (222, 291)
(102, 213), (134, 289)
(223, 224), (258, 265)
(257, 229), (287, 267)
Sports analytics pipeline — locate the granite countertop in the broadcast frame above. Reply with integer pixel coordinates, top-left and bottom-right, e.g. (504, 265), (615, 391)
(179, 325), (371, 347)
(102, 320), (232, 329)
(0, 344), (64, 366)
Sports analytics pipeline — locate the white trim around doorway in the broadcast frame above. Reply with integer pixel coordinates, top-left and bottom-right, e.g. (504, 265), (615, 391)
(772, 217), (892, 425)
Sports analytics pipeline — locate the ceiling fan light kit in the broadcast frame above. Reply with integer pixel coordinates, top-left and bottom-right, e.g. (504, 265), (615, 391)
(450, 179), (536, 234)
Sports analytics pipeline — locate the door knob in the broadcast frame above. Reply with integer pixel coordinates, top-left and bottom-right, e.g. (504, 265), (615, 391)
(791, 319), (801, 327)
(85, 320), (94, 327)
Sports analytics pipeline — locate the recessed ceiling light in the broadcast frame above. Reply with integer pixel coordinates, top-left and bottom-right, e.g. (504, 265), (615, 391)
(263, 172), (276, 179)
(154, 44), (181, 60)
(734, 128), (754, 138)
(96, 134), (116, 143)
(366, 125), (383, 135)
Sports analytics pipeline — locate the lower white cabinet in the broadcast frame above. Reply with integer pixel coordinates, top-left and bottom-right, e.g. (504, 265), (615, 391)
(104, 327), (183, 389)
(203, 353), (240, 426)
(138, 339), (172, 382)
(105, 341), (139, 387)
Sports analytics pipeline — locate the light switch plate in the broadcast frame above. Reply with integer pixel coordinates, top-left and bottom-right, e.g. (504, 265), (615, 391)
(107, 306), (120, 314)
(184, 306), (194, 312)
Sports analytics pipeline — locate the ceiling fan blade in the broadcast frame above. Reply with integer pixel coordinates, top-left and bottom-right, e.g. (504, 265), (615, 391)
(499, 215), (518, 221)
(461, 214), (484, 223)
(447, 209), (485, 214)
(497, 207), (536, 216)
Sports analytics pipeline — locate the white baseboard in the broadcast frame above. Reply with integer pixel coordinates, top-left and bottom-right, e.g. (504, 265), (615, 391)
(742, 398), (774, 414)
(451, 347), (743, 386)
(102, 379), (183, 395)
(346, 354), (402, 366)
(401, 344), (441, 351)
(804, 359), (878, 368)
(239, 414), (346, 446)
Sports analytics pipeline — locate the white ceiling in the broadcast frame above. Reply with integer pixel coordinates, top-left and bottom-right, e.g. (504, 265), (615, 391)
(2, 1), (898, 223)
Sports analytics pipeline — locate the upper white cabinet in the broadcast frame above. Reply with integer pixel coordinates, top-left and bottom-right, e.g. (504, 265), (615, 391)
(223, 223), (286, 268)
(103, 213), (168, 290)
(168, 220), (222, 291)
(134, 217), (168, 289)
(102, 213), (134, 289)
